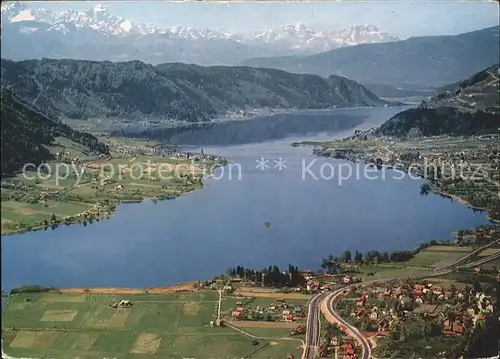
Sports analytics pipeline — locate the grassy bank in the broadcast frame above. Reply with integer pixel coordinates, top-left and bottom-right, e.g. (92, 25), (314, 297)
(1, 137), (226, 235)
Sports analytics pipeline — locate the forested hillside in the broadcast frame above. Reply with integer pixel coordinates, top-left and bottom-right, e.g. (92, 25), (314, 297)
(377, 64), (500, 137)
(1, 90), (109, 177)
(1, 59), (387, 124)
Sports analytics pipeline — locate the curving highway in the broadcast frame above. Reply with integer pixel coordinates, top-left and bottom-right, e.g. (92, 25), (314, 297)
(302, 246), (500, 359)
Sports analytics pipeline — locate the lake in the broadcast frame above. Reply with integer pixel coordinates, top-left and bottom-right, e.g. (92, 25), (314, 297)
(1, 107), (491, 291)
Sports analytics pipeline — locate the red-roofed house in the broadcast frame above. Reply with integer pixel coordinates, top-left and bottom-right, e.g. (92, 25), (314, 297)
(414, 284), (425, 291)
(236, 307), (245, 312)
(452, 324), (464, 334)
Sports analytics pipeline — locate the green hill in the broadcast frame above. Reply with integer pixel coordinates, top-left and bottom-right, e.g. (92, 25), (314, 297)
(0, 58), (387, 125)
(377, 64), (500, 137)
(1, 90), (109, 177)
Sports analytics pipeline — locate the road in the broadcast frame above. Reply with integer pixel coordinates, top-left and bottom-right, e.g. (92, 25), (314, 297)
(302, 292), (328, 359)
(302, 245), (500, 359)
(324, 288), (371, 359)
(216, 290), (222, 321)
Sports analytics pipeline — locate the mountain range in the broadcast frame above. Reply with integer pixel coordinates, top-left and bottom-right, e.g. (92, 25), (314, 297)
(1, 1), (398, 65)
(0, 59), (387, 125)
(241, 26), (500, 90)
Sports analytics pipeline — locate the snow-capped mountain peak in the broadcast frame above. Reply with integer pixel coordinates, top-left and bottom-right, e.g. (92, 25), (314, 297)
(1, 1), (400, 65)
(2, 1), (398, 49)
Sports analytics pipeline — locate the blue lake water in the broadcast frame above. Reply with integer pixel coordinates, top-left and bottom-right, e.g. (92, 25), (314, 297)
(1, 107), (490, 291)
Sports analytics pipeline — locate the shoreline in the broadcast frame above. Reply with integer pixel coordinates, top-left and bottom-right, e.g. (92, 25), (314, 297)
(309, 145), (497, 223)
(59, 281), (199, 294)
(0, 160), (226, 237)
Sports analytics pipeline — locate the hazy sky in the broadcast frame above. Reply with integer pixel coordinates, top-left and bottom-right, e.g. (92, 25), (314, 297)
(28, 1), (499, 38)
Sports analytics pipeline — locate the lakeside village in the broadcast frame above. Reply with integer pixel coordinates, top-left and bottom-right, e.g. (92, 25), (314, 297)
(192, 233), (498, 359)
(3, 226), (498, 358)
(307, 127), (500, 222)
(1, 141), (228, 235)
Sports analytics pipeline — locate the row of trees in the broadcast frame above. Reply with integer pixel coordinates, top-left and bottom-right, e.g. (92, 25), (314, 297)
(225, 264), (306, 288)
(320, 250), (416, 274)
(320, 239), (457, 274)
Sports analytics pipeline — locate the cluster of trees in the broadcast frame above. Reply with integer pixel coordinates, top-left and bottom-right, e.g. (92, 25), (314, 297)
(378, 107), (499, 137)
(10, 285), (53, 295)
(225, 264), (306, 288)
(321, 240), (456, 273)
(321, 249), (417, 273)
(374, 316), (452, 358)
(466, 312), (500, 358)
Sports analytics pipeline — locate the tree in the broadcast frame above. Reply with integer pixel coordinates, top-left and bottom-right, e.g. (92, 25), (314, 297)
(50, 214), (57, 223)
(354, 251), (363, 263)
(340, 250), (352, 262)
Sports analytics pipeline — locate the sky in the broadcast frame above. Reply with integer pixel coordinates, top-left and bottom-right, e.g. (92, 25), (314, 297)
(27, 1), (499, 38)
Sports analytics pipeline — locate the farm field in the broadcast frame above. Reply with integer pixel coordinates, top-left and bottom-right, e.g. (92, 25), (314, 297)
(1, 152), (223, 235)
(1, 200), (93, 229)
(358, 265), (431, 281)
(2, 291), (303, 359)
(401, 246), (474, 268)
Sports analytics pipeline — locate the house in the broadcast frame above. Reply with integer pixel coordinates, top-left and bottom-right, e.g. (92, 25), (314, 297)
(369, 311), (378, 321)
(413, 289), (423, 296)
(452, 324), (465, 335)
(415, 297), (424, 305)
(283, 310), (290, 316)
(236, 307), (245, 312)
(432, 287), (443, 295)
(343, 276), (351, 284)
(284, 314), (294, 322)
(476, 292), (486, 301)
(236, 301), (243, 306)
(231, 311), (241, 318)
(485, 303), (494, 313)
